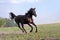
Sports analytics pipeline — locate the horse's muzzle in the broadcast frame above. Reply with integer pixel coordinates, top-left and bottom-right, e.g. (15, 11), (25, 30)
(34, 14), (37, 17)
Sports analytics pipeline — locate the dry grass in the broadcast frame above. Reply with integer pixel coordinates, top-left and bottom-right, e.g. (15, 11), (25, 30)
(0, 23), (60, 40)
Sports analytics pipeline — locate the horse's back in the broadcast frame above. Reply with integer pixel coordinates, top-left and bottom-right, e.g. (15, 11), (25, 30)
(15, 15), (28, 24)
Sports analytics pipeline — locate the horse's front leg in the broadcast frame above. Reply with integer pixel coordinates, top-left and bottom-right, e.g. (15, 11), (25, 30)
(32, 22), (37, 32)
(28, 24), (33, 32)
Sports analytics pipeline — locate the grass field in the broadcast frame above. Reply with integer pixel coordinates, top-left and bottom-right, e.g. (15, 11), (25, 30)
(0, 23), (60, 40)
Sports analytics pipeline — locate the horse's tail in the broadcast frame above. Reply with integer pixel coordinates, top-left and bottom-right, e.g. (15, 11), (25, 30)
(9, 12), (16, 20)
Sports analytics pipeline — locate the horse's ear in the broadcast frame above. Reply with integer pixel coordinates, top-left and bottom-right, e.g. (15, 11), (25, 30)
(34, 8), (35, 10)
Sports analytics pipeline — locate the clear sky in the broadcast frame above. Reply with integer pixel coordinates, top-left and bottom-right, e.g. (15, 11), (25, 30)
(0, 0), (60, 24)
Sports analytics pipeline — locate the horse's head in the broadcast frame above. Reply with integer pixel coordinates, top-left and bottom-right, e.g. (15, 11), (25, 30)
(28, 8), (37, 17)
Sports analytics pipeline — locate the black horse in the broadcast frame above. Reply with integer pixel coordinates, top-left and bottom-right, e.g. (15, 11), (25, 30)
(10, 8), (37, 33)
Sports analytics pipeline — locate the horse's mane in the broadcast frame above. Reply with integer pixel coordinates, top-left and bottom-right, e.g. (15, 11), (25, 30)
(25, 8), (31, 15)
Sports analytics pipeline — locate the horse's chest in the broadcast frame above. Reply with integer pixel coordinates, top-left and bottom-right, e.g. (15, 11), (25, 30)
(27, 18), (33, 23)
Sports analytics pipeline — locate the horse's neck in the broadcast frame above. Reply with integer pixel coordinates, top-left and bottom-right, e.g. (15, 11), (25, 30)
(25, 13), (33, 19)
(28, 14), (33, 18)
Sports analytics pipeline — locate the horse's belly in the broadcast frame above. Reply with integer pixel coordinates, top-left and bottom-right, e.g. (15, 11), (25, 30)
(23, 20), (29, 24)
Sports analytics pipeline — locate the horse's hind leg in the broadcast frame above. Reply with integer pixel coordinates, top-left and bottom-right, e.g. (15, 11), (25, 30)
(17, 23), (24, 32)
(28, 24), (33, 32)
(21, 23), (27, 33)
(32, 22), (37, 32)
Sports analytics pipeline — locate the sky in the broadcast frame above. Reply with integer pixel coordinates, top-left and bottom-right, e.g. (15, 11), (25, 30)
(0, 0), (60, 24)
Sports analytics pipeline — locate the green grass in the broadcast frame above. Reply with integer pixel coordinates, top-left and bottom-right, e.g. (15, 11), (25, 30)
(0, 27), (20, 32)
(0, 23), (60, 40)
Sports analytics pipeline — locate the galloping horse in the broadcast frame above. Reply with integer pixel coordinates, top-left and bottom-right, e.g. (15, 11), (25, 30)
(10, 8), (37, 33)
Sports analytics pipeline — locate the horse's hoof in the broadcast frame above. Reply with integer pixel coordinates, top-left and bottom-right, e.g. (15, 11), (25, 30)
(30, 31), (32, 33)
(25, 31), (27, 33)
(35, 31), (37, 33)
(22, 31), (24, 33)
